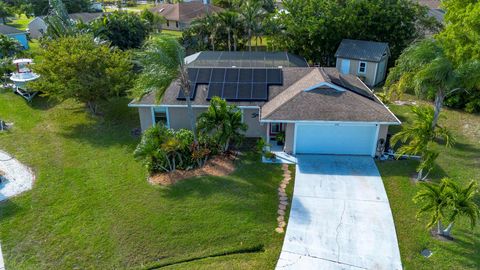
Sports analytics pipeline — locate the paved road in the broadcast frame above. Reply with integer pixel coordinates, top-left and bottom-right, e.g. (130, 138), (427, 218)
(276, 155), (402, 270)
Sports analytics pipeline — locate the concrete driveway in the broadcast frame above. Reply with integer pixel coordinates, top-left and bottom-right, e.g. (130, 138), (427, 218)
(276, 155), (402, 270)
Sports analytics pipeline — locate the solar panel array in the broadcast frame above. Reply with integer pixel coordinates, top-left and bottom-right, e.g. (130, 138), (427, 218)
(177, 68), (283, 101)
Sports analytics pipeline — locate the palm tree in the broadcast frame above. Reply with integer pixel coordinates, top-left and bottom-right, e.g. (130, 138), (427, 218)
(391, 105), (455, 181)
(414, 178), (479, 238)
(442, 179), (479, 237)
(413, 179), (450, 235)
(219, 11), (241, 52)
(385, 39), (480, 130)
(197, 97), (247, 152)
(241, 1), (264, 52)
(133, 36), (198, 143)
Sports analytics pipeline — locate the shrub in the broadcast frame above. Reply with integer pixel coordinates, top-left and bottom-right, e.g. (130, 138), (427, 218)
(134, 125), (216, 173)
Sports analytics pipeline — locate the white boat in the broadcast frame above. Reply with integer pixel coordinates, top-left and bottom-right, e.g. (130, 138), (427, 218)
(10, 58), (40, 102)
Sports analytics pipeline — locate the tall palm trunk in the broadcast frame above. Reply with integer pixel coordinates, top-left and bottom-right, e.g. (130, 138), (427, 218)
(442, 222), (454, 237)
(227, 30), (231, 51)
(248, 29), (252, 52)
(437, 220), (443, 235)
(431, 89), (445, 130)
(233, 35), (237, 51)
(179, 66), (198, 144)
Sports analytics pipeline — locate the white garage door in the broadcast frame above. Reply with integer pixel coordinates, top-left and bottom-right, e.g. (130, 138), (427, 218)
(295, 123), (378, 156)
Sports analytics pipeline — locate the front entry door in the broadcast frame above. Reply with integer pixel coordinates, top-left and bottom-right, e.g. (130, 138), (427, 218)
(341, 59), (350, 74)
(270, 123), (284, 136)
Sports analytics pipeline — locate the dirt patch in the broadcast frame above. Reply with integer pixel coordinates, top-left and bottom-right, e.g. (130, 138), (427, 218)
(148, 154), (237, 186)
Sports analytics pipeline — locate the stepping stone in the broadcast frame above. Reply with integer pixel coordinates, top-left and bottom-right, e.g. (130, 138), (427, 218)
(277, 209), (285, 215)
(275, 227), (284, 234)
(279, 221), (286, 228)
(279, 204), (287, 210)
(283, 176), (291, 181)
(278, 188), (285, 193)
(277, 216), (284, 222)
(280, 200), (288, 206)
(280, 183), (287, 189)
(280, 195), (288, 200)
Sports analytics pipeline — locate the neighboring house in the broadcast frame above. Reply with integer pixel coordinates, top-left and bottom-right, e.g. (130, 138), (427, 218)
(129, 51), (400, 157)
(335, 39), (390, 87)
(0, 25), (29, 50)
(150, 2), (223, 31)
(27, 13), (104, 39)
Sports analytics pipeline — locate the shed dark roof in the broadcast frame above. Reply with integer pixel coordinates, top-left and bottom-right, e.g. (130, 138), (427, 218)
(150, 2), (222, 23)
(335, 39), (390, 62)
(0, 24), (24, 35)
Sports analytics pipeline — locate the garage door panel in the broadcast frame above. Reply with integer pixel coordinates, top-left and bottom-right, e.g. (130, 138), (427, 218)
(295, 124), (377, 155)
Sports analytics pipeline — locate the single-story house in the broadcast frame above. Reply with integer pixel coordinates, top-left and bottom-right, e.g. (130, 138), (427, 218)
(27, 13), (104, 39)
(0, 25), (29, 50)
(150, 2), (223, 31)
(129, 51), (400, 157)
(335, 39), (390, 87)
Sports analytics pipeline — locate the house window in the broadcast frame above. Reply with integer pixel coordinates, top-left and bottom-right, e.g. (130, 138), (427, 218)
(175, 21), (179, 28)
(358, 61), (367, 74)
(166, 20), (169, 27)
(153, 108), (168, 127)
(270, 123), (284, 134)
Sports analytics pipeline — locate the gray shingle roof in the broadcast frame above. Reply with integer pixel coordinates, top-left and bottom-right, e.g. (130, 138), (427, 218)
(0, 24), (24, 35)
(335, 39), (390, 62)
(260, 67), (399, 123)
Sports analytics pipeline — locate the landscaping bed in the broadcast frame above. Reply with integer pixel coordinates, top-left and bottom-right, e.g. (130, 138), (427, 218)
(149, 153), (237, 186)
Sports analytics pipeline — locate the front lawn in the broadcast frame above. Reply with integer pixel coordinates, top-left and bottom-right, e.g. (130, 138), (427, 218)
(0, 93), (289, 269)
(377, 102), (480, 270)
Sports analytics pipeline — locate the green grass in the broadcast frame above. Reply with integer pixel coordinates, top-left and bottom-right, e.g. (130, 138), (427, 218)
(0, 93), (293, 269)
(9, 15), (31, 31)
(377, 101), (480, 270)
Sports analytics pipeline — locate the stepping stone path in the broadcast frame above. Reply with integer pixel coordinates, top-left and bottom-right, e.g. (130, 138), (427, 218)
(275, 164), (292, 233)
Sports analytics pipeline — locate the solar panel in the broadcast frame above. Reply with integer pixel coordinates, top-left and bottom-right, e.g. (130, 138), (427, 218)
(188, 68), (199, 82)
(181, 67), (283, 101)
(267, 69), (282, 85)
(177, 84), (197, 100)
(196, 68), (212, 83)
(210, 68), (226, 82)
(253, 69), (267, 82)
(237, 83), (252, 99)
(239, 69), (253, 82)
(251, 83), (268, 100)
(207, 83), (223, 99)
(223, 83), (238, 100)
(225, 69), (239, 82)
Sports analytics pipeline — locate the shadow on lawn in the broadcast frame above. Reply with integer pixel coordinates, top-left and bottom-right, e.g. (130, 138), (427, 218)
(437, 227), (480, 268)
(0, 199), (23, 221)
(58, 97), (140, 149)
(377, 159), (449, 182)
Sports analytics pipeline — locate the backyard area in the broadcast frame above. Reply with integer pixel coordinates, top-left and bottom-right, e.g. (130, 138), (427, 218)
(378, 100), (480, 270)
(0, 92), (292, 269)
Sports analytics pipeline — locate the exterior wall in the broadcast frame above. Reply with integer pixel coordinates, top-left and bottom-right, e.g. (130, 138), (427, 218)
(162, 20), (182, 31)
(242, 108), (266, 138)
(284, 123), (295, 154)
(336, 57), (379, 87)
(7, 33), (29, 50)
(28, 17), (48, 39)
(138, 107), (154, 131)
(168, 107), (206, 130)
